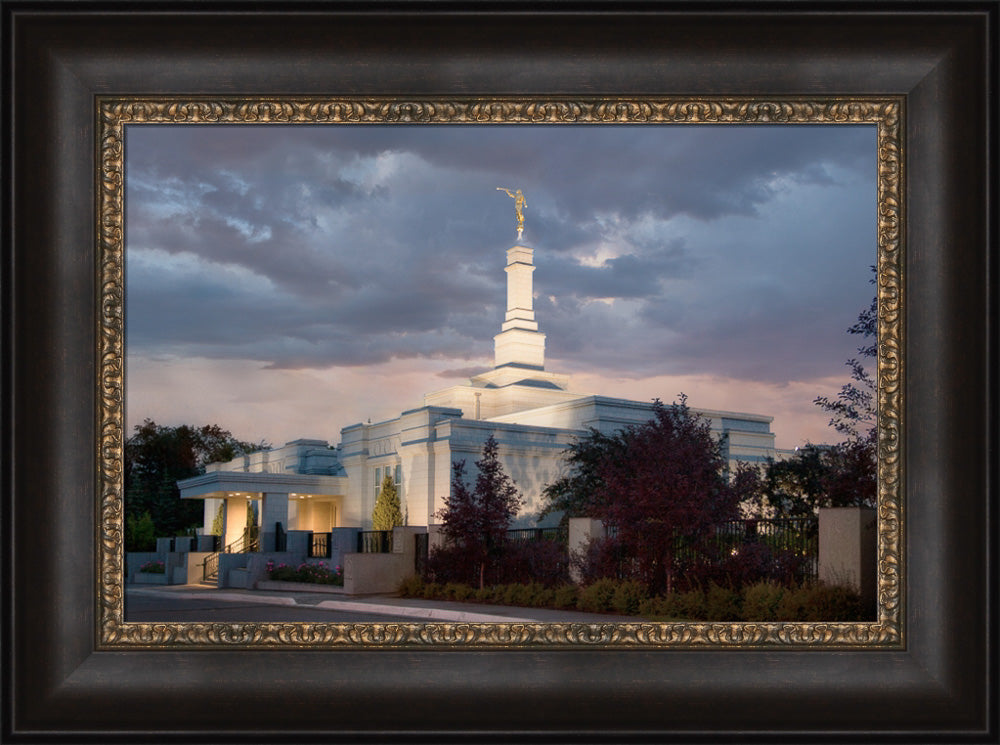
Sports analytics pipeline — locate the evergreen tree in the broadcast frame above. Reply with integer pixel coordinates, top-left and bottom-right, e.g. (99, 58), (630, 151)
(211, 502), (224, 536)
(372, 473), (404, 531)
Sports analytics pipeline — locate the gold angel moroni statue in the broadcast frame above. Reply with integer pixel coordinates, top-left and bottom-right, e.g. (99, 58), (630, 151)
(497, 187), (527, 241)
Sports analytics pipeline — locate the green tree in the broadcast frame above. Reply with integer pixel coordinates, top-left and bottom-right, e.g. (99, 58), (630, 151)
(740, 441), (876, 518)
(811, 286), (877, 510)
(125, 511), (157, 552)
(124, 420), (266, 549)
(814, 293), (876, 443)
(745, 445), (833, 517)
(538, 427), (626, 529)
(372, 473), (404, 531)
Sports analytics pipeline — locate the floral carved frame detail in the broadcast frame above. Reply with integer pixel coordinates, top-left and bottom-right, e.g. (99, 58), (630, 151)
(97, 96), (903, 649)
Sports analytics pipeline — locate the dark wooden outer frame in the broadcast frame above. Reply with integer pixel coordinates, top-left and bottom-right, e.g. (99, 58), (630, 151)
(3, 2), (994, 742)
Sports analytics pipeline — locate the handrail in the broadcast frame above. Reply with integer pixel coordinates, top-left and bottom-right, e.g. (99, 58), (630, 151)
(202, 551), (220, 583)
(203, 528), (259, 583)
(224, 527), (259, 554)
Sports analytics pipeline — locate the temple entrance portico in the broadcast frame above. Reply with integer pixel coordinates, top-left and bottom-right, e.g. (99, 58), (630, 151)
(178, 471), (348, 552)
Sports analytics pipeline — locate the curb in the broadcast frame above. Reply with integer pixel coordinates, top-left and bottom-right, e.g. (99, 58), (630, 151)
(127, 586), (534, 621)
(313, 599), (535, 623)
(128, 587), (297, 606)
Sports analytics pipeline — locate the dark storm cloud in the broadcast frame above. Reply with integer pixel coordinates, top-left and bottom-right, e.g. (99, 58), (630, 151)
(535, 238), (691, 300)
(125, 123), (875, 382)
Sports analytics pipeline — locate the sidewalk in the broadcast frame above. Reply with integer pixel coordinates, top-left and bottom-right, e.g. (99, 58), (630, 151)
(126, 583), (643, 623)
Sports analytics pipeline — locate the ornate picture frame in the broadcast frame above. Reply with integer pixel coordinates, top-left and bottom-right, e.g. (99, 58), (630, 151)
(5, 3), (993, 741)
(99, 96), (903, 649)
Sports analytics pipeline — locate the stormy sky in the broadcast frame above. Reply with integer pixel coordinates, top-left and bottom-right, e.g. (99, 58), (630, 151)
(124, 124), (876, 450)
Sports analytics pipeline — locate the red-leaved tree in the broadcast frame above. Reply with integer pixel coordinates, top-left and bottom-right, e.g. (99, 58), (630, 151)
(435, 434), (524, 589)
(595, 397), (741, 594)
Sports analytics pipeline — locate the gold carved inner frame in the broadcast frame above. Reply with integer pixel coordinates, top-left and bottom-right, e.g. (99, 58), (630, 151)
(97, 97), (903, 649)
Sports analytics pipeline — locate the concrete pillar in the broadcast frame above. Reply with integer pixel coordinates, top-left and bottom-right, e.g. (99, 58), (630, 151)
(203, 498), (222, 535)
(195, 534), (218, 552)
(427, 524), (447, 552)
(329, 528), (361, 570)
(259, 492), (289, 552)
(391, 526), (424, 560)
(568, 517), (606, 584)
(221, 497), (247, 550)
(286, 530), (312, 556)
(819, 507), (877, 614)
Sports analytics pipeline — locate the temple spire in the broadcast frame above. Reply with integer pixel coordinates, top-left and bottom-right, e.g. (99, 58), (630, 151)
(493, 242), (546, 370)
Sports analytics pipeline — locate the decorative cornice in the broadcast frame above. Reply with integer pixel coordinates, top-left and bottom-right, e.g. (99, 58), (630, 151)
(97, 96), (903, 648)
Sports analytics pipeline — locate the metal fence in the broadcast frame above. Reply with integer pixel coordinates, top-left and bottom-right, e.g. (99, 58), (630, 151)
(714, 517), (818, 551)
(506, 526), (568, 543)
(603, 516), (818, 583)
(309, 531), (332, 558)
(357, 530), (393, 554)
(414, 533), (429, 576)
(713, 516), (819, 581)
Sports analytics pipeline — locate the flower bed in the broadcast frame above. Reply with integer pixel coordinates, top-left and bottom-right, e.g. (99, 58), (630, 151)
(265, 560), (343, 586)
(138, 560), (165, 574)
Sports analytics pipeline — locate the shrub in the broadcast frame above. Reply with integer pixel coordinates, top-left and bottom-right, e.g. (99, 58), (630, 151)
(474, 586), (494, 604)
(672, 540), (810, 594)
(442, 582), (465, 601)
(502, 537), (571, 587)
(704, 583), (741, 621)
(638, 595), (677, 619)
(528, 584), (556, 607)
(431, 535), (572, 589)
(502, 583), (533, 606)
(267, 561), (343, 586)
(671, 589), (708, 620)
(798, 583), (865, 621)
(426, 543), (479, 586)
(421, 582), (442, 600)
(570, 536), (624, 586)
(611, 580), (649, 616)
(742, 581), (786, 621)
(397, 574), (425, 597)
(552, 584), (579, 609)
(138, 559), (165, 574)
(775, 585), (809, 621)
(577, 578), (619, 613)
(773, 582), (865, 621)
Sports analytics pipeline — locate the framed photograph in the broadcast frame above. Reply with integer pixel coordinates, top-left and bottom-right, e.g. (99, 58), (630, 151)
(110, 102), (897, 642)
(5, 2), (994, 741)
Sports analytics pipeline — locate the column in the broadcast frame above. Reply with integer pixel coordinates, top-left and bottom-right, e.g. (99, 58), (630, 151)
(221, 497), (247, 551)
(259, 492), (289, 552)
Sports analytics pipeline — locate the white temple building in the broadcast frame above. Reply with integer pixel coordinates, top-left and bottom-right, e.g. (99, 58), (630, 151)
(178, 237), (784, 551)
